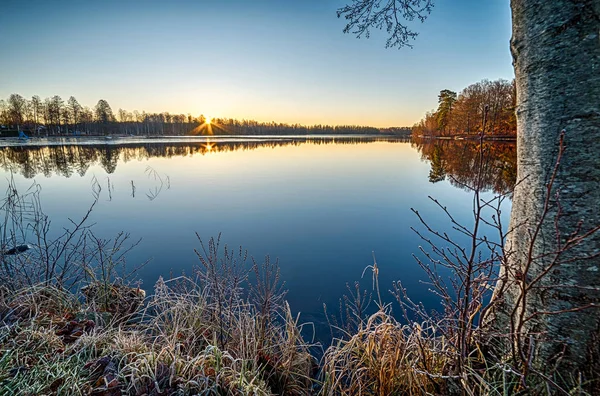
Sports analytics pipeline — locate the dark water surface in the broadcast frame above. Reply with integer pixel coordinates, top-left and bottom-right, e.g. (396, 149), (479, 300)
(0, 136), (515, 338)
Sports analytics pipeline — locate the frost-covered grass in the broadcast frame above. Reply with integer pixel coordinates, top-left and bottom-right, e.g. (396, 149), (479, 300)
(0, 272), (315, 395)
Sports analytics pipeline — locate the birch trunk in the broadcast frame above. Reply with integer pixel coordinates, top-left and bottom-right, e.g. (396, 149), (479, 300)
(500, 0), (600, 382)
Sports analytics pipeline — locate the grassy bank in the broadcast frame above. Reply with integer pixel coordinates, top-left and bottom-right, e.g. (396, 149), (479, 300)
(0, 229), (498, 395)
(0, 269), (478, 395)
(0, 278), (314, 395)
(0, 252), (583, 395)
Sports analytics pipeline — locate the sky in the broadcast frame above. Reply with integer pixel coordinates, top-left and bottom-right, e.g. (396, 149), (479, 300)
(0, 0), (513, 127)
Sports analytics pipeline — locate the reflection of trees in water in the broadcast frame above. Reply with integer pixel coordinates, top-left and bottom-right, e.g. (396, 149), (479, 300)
(0, 137), (408, 178)
(99, 147), (119, 175)
(411, 138), (517, 194)
(428, 145), (447, 183)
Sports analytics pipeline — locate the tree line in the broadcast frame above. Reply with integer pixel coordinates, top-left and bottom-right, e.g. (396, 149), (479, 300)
(0, 94), (410, 137)
(412, 79), (517, 137)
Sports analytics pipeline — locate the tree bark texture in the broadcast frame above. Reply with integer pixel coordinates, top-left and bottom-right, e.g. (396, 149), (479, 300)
(504, 0), (600, 382)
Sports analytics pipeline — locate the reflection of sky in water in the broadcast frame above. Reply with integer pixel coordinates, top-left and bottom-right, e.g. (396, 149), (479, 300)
(1, 139), (510, 339)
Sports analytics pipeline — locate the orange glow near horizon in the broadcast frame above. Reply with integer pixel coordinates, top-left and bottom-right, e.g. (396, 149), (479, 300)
(188, 117), (233, 136)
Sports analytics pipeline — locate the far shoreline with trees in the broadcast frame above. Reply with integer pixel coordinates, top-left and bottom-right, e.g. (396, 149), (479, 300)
(0, 78), (518, 141)
(0, 94), (412, 138)
(412, 78), (516, 139)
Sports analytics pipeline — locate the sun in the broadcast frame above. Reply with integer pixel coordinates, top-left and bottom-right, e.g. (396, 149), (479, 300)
(205, 117), (211, 125)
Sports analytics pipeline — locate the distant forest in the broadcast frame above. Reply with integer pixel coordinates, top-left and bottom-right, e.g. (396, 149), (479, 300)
(0, 94), (411, 137)
(412, 79), (517, 137)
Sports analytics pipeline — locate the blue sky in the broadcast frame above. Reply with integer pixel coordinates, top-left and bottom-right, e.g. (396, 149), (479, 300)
(0, 0), (513, 127)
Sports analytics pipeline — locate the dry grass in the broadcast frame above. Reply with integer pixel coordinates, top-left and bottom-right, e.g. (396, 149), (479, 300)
(0, 240), (316, 395)
(0, 253), (589, 395)
(322, 311), (436, 395)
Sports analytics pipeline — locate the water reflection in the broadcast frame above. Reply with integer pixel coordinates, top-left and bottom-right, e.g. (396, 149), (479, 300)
(411, 138), (517, 194)
(1, 137), (516, 196)
(0, 137), (514, 342)
(0, 136), (408, 178)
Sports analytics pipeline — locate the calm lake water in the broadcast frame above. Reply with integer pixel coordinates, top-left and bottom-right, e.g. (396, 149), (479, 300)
(0, 136), (515, 339)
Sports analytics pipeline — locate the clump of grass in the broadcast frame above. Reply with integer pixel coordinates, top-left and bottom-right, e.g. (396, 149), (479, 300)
(0, 285), (101, 395)
(128, 257), (315, 395)
(118, 343), (273, 395)
(0, 284), (80, 326)
(322, 309), (450, 395)
(0, 234), (317, 395)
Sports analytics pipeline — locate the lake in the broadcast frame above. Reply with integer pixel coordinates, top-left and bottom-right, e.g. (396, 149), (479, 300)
(0, 136), (515, 341)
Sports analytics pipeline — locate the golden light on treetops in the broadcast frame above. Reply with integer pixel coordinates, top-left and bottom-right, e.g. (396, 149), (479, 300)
(189, 116), (220, 135)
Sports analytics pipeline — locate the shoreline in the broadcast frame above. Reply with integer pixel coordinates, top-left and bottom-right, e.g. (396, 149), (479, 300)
(414, 134), (516, 141)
